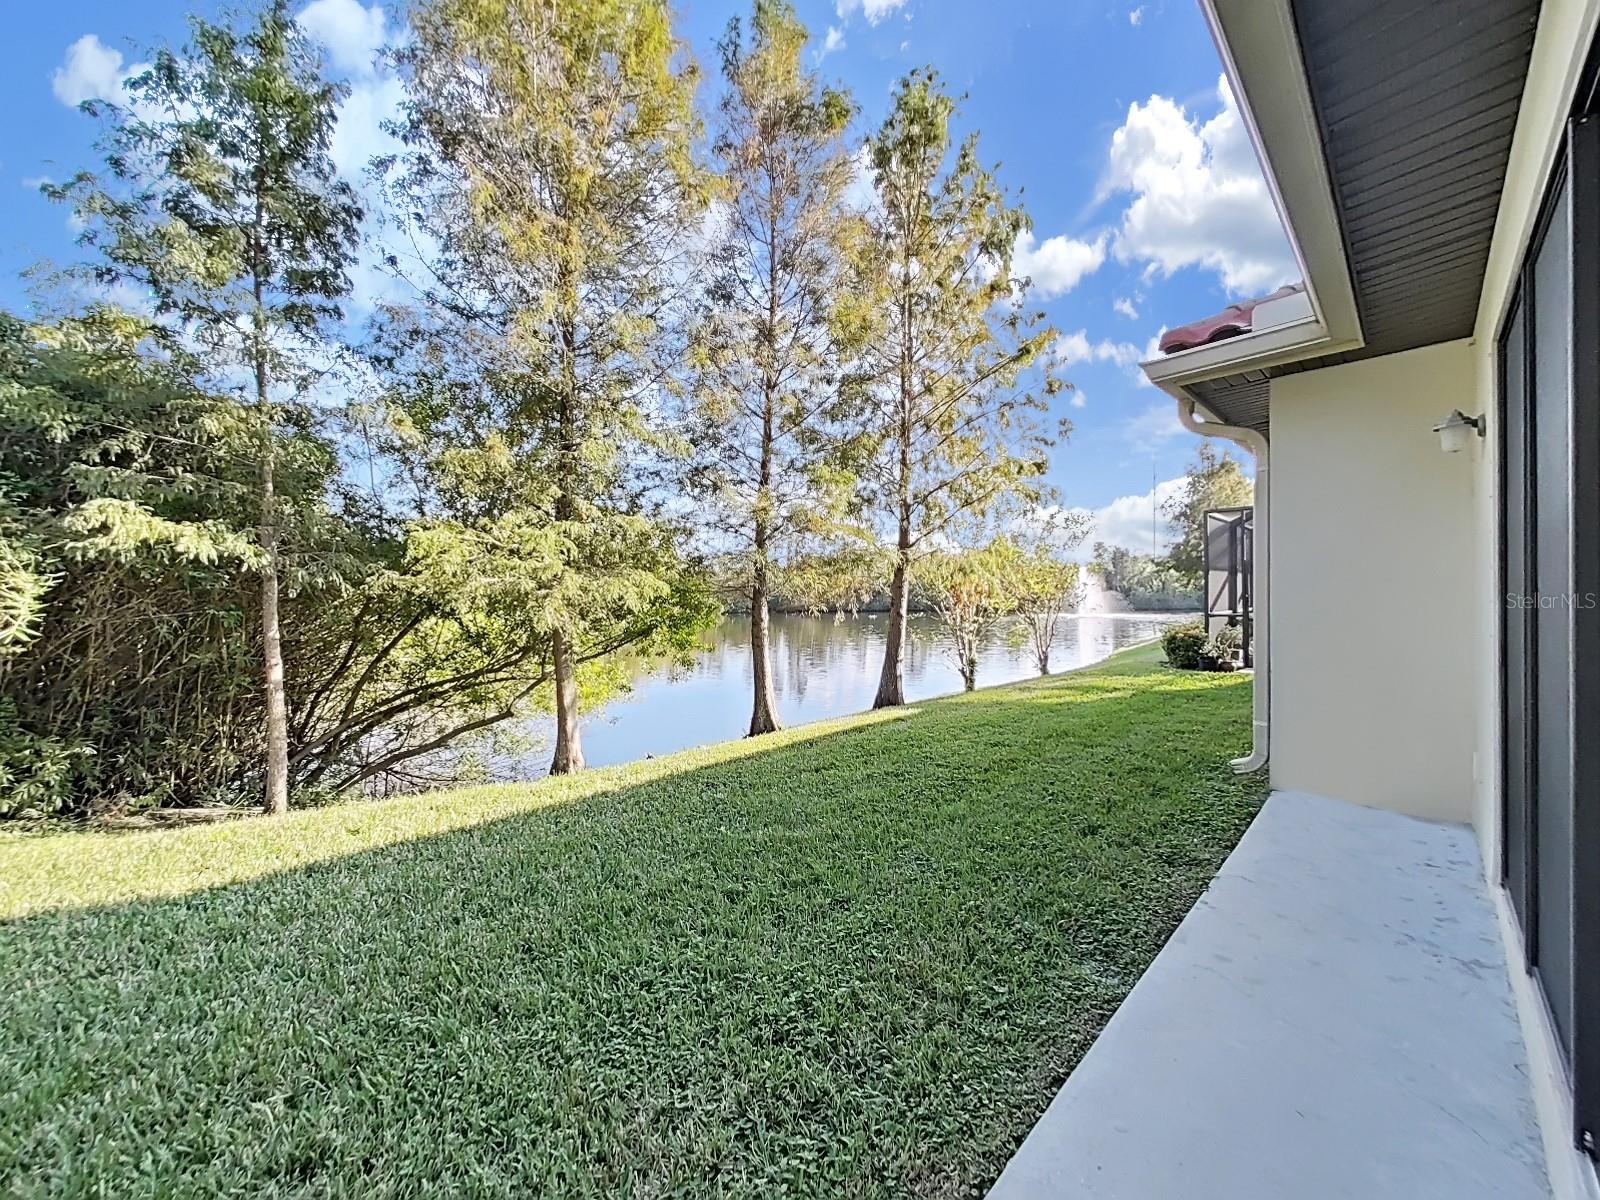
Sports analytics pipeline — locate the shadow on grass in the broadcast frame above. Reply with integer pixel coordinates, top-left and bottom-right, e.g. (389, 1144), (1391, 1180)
(1, 659), (1260, 1199)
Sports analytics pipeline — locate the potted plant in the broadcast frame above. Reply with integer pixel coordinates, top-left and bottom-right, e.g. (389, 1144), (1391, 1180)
(1204, 624), (1244, 672)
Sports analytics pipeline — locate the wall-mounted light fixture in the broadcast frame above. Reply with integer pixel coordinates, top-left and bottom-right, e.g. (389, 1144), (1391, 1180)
(1433, 409), (1484, 454)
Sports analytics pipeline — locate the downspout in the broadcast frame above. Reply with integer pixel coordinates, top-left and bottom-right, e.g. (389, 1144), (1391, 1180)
(1171, 391), (1269, 775)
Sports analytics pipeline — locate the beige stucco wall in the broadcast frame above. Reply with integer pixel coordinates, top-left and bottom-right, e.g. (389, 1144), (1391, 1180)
(1268, 340), (1478, 822)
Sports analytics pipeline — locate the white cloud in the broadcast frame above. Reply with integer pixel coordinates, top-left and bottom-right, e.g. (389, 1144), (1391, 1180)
(843, 145), (880, 215)
(1132, 330), (1165, 387)
(1120, 399), (1189, 455)
(326, 72), (405, 186)
(1053, 329), (1142, 368)
(1129, 6), (1145, 25)
(819, 26), (846, 57)
(1053, 330), (1091, 363)
(1013, 230), (1106, 299)
(51, 35), (145, 109)
(1102, 75), (1297, 295)
(837, 0), (909, 25)
(1068, 386), (1087, 409)
(1113, 296), (1139, 320)
(297, 0), (388, 77)
(1080, 476), (1186, 557)
(62, 275), (157, 316)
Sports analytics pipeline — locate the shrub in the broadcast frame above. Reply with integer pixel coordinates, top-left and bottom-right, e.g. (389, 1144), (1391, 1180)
(0, 704), (93, 817)
(1161, 620), (1207, 670)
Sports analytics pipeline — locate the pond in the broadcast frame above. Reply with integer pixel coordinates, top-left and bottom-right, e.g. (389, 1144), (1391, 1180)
(536, 610), (1191, 772)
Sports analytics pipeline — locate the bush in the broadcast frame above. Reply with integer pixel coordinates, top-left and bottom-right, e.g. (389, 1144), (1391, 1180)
(1161, 620), (1207, 670)
(0, 703), (93, 817)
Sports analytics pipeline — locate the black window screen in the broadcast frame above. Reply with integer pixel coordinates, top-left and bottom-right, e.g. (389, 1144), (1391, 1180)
(1500, 111), (1600, 1159)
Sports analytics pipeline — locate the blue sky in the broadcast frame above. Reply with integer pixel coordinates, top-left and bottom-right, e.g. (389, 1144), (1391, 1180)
(0, 0), (1295, 555)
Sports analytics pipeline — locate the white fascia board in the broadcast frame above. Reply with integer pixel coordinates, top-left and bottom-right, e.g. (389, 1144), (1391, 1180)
(1141, 316), (1355, 388)
(1138, 0), (1366, 391)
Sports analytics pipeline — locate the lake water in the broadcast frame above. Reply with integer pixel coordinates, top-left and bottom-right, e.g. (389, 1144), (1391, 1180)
(550, 611), (1189, 771)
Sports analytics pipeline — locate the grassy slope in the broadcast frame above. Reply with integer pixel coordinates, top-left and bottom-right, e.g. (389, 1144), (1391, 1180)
(0, 644), (1264, 1198)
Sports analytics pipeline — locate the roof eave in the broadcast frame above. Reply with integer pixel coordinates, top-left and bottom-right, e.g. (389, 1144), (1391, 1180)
(1140, 315), (1358, 390)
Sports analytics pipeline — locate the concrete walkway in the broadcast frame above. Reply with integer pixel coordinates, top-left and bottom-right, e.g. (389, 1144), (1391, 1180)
(988, 790), (1549, 1199)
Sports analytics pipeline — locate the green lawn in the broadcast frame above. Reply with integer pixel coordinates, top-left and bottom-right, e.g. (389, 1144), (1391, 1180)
(0, 644), (1263, 1198)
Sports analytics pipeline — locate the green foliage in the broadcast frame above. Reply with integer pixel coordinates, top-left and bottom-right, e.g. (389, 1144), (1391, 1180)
(913, 540), (1019, 690)
(0, 646), (1262, 1192)
(5, 0), (1119, 811)
(855, 70), (1066, 546)
(389, 0), (716, 770)
(1002, 543), (1082, 675)
(1093, 542), (1199, 611)
(685, 0), (865, 732)
(1161, 619), (1207, 670)
(996, 512), (1088, 674)
(687, 0), (865, 596)
(48, 4), (361, 408)
(50, 3), (362, 364)
(0, 307), (617, 813)
(848, 70), (1065, 704)
(47, 0), (364, 813)
(0, 309), (321, 813)
(0, 703), (91, 818)
(1160, 442), (1254, 582)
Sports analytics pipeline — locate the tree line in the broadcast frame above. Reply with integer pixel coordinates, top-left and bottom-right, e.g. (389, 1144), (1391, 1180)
(1, 0), (1093, 817)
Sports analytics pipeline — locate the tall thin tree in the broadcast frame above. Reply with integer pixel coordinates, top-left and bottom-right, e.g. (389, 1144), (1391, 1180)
(54, 2), (362, 813)
(395, 0), (707, 773)
(856, 70), (1064, 709)
(1160, 442), (1254, 582)
(689, 0), (860, 736)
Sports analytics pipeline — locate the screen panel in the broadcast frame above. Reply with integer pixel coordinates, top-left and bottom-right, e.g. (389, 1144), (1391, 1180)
(1503, 299), (1533, 933)
(1533, 170), (1576, 1055)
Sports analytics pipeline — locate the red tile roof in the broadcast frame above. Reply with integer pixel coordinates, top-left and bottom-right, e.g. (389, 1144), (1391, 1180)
(1158, 284), (1305, 354)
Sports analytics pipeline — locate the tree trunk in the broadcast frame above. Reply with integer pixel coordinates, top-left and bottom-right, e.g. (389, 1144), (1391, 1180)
(874, 550), (910, 709)
(748, 564), (781, 736)
(252, 217), (289, 817)
(549, 628), (585, 775)
(961, 650), (977, 691)
(749, 183), (783, 739)
(259, 460), (290, 815)
(548, 306), (585, 777)
(875, 256), (916, 712)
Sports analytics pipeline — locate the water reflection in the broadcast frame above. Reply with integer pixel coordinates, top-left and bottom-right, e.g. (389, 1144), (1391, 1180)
(556, 611), (1188, 771)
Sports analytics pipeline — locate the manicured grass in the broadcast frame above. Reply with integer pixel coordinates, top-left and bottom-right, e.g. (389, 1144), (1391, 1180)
(0, 644), (1263, 1197)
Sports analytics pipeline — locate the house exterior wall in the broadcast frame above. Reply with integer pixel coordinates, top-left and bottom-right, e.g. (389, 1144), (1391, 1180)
(1267, 340), (1478, 822)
